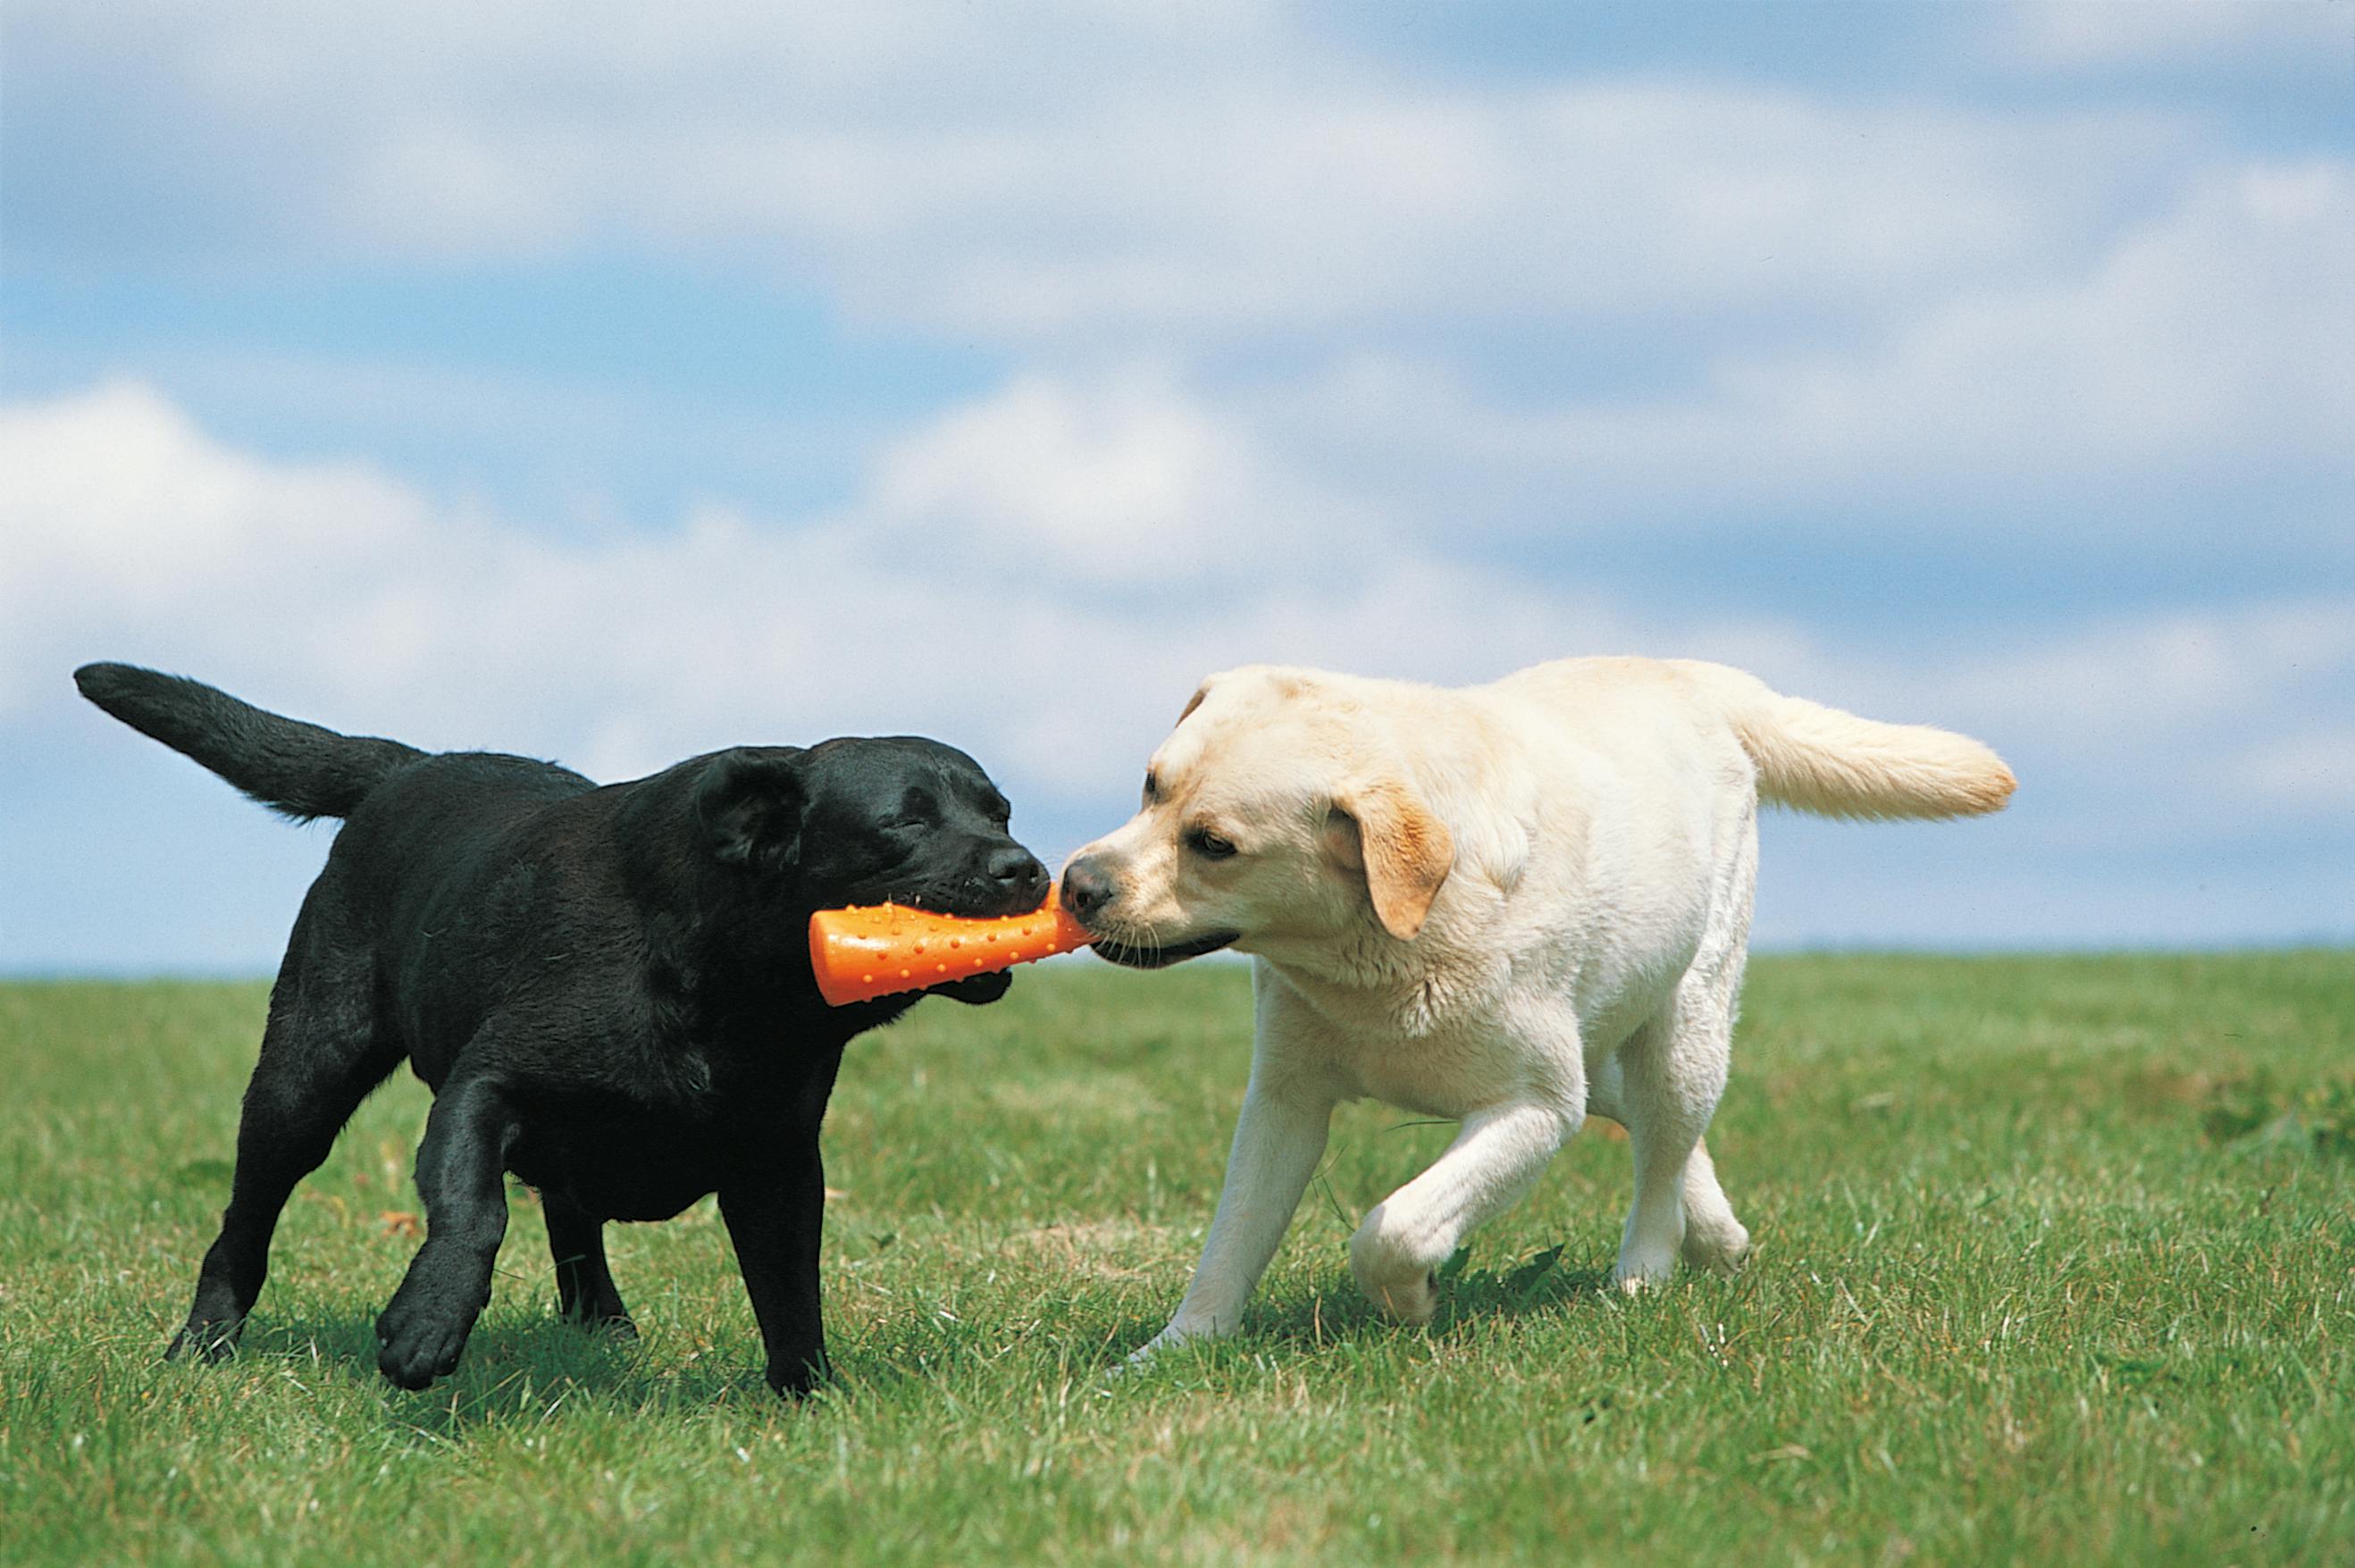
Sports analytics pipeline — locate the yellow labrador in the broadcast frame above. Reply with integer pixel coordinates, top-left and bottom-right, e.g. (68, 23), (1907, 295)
(1060, 657), (2013, 1357)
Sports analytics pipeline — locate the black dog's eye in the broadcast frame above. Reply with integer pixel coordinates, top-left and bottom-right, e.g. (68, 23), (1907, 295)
(1186, 826), (1237, 860)
(987, 796), (1012, 828)
(888, 787), (938, 834)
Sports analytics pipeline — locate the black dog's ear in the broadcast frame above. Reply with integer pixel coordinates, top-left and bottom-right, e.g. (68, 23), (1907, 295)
(696, 750), (807, 873)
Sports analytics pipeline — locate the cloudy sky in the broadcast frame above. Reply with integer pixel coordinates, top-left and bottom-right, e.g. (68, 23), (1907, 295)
(4, 1), (2350, 972)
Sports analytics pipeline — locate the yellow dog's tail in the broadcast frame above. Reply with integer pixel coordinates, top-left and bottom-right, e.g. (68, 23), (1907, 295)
(1672, 661), (2016, 821)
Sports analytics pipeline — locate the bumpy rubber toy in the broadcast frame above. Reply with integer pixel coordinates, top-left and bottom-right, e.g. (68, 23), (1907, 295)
(808, 887), (1093, 1007)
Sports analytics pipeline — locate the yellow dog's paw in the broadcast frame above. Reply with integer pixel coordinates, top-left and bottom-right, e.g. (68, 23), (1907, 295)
(1350, 1209), (1444, 1326)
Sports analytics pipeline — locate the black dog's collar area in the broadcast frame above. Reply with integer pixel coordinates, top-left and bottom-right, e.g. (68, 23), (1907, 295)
(1089, 930), (1242, 968)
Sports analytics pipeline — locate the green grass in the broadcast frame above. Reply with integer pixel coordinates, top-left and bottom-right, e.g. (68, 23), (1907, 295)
(3, 953), (2350, 1564)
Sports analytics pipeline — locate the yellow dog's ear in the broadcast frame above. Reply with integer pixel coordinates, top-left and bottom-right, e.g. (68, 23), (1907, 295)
(1176, 675), (1219, 726)
(1328, 780), (1454, 940)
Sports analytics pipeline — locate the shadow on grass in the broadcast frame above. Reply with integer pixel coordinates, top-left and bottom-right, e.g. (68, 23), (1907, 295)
(174, 1307), (782, 1431)
(1086, 1243), (1625, 1372)
(1265, 1247), (1619, 1348)
(171, 1243), (1638, 1425)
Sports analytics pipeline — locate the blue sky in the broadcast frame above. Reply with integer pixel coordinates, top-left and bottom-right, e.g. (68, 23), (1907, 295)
(4, 1), (2350, 972)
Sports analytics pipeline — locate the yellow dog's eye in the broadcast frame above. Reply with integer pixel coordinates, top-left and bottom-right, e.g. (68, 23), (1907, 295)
(1186, 827), (1238, 860)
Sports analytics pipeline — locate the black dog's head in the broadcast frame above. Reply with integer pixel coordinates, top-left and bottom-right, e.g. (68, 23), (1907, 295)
(691, 737), (1048, 1003)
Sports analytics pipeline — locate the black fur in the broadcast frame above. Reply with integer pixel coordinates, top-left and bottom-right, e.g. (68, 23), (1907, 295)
(73, 663), (425, 822)
(76, 662), (1047, 1396)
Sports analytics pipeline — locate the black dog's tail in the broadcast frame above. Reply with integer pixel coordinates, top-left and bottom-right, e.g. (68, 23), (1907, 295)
(74, 663), (425, 823)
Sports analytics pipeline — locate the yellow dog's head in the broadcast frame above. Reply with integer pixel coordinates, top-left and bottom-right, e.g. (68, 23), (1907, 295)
(1060, 666), (1454, 968)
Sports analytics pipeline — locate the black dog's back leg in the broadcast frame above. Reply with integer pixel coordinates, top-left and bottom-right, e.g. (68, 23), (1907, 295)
(169, 923), (398, 1363)
(374, 1073), (519, 1389)
(544, 1190), (635, 1336)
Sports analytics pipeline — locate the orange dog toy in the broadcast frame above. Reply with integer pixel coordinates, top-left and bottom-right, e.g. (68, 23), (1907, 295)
(808, 887), (1093, 1007)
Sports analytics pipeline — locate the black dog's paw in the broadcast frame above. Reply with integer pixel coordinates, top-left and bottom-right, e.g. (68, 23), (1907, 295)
(164, 1318), (242, 1364)
(375, 1286), (483, 1391)
(376, 1309), (470, 1390)
(565, 1307), (640, 1340)
(764, 1349), (831, 1400)
(932, 969), (1013, 1006)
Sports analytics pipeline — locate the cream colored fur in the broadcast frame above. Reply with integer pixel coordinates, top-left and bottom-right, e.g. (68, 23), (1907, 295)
(1064, 656), (2014, 1358)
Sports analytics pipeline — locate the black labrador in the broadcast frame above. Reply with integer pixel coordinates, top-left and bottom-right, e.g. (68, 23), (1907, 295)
(76, 663), (1047, 1396)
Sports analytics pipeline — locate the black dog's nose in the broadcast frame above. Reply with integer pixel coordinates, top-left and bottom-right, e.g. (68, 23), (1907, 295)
(1061, 857), (1116, 922)
(988, 847), (1050, 904)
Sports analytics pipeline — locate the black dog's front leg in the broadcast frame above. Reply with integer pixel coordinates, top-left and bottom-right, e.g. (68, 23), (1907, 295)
(719, 1137), (830, 1397)
(376, 1076), (518, 1390)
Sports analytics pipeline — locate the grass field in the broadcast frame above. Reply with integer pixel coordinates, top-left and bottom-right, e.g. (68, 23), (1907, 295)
(2, 953), (2349, 1564)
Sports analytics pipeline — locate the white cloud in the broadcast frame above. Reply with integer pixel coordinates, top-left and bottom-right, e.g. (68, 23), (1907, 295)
(0, 383), (448, 707)
(1247, 159), (2354, 538)
(5, 4), (2347, 960)
(0, 382), (1688, 814)
(0, 380), (1526, 803)
(2238, 724), (2355, 811)
(1926, 600), (2355, 745)
(10, 2), (2201, 346)
(860, 369), (1391, 587)
(767, 84), (2182, 343)
(8, 382), (2349, 957)
(1998, 0), (2355, 76)
(0, 378), (1950, 809)
(7, 0), (1312, 263)
(9, 379), (2346, 818)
